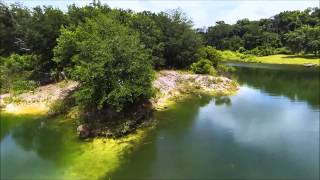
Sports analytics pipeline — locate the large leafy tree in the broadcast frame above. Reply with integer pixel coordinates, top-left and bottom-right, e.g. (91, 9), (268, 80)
(285, 25), (320, 56)
(130, 11), (165, 68)
(152, 9), (203, 68)
(53, 15), (154, 111)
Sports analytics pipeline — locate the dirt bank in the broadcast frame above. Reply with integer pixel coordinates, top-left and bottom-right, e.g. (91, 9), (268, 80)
(152, 70), (239, 110)
(0, 81), (78, 114)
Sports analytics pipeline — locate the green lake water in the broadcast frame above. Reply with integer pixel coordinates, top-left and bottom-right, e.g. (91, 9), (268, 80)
(1, 63), (319, 179)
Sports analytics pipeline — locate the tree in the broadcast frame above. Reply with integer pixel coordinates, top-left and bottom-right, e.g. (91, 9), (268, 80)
(129, 11), (165, 68)
(285, 25), (320, 56)
(190, 58), (216, 75)
(152, 9), (203, 68)
(196, 46), (222, 67)
(304, 25), (320, 56)
(206, 21), (233, 49)
(53, 15), (154, 111)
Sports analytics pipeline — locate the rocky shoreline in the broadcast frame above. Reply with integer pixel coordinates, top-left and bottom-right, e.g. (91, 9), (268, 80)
(152, 70), (239, 110)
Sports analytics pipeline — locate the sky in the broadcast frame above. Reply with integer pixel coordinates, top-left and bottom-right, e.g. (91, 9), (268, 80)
(3, 0), (319, 28)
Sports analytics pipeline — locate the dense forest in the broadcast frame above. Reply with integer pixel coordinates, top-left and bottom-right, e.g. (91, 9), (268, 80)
(201, 8), (320, 56)
(0, 2), (319, 125)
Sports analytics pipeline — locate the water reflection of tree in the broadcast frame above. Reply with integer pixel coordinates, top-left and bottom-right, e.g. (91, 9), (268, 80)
(1, 114), (28, 142)
(110, 96), (214, 179)
(10, 117), (77, 164)
(212, 96), (232, 106)
(234, 66), (319, 108)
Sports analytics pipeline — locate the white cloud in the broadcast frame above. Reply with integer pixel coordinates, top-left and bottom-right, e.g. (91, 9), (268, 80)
(3, 0), (319, 27)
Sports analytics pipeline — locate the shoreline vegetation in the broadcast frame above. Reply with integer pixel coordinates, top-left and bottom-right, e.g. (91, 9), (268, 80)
(0, 70), (238, 139)
(0, 70), (238, 116)
(219, 51), (320, 67)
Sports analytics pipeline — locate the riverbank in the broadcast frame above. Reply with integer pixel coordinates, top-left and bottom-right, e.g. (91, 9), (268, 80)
(0, 81), (78, 114)
(255, 54), (320, 66)
(1, 70), (239, 115)
(152, 70), (239, 110)
(223, 53), (320, 67)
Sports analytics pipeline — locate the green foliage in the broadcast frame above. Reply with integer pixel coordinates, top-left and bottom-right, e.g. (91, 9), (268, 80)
(219, 50), (255, 61)
(274, 47), (291, 55)
(0, 54), (39, 94)
(11, 79), (38, 95)
(0, 4), (68, 75)
(129, 12), (165, 68)
(2, 54), (36, 73)
(153, 9), (203, 68)
(204, 8), (320, 56)
(53, 15), (154, 112)
(196, 46), (222, 67)
(190, 58), (216, 75)
(217, 64), (235, 75)
(285, 25), (320, 56)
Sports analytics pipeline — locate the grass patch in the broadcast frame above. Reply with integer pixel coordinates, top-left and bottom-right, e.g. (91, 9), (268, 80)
(255, 54), (320, 66)
(219, 50), (319, 66)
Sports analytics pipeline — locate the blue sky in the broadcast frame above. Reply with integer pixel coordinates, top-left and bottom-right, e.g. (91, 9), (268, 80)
(3, 0), (319, 28)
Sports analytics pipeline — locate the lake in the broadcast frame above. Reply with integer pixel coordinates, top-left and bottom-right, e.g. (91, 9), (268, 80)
(1, 63), (319, 179)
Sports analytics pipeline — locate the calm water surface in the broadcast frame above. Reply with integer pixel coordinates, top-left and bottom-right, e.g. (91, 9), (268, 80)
(1, 63), (319, 179)
(110, 63), (319, 179)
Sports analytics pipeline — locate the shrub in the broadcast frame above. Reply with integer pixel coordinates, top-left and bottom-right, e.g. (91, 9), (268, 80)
(11, 80), (38, 95)
(217, 64), (235, 75)
(2, 54), (37, 73)
(237, 47), (246, 53)
(53, 15), (154, 112)
(274, 47), (291, 54)
(219, 50), (255, 61)
(0, 54), (39, 94)
(196, 46), (222, 67)
(190, 58), (216, 75)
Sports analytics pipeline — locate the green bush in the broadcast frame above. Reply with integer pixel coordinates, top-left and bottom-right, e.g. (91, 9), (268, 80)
(2, 54), (37, 73)
(191, 58), (216, 75)
(53, 15), (154, 112)
(217, 64), (235, 75)
(244, 46), (291, 57)
(196, 46), (222, 67)
(219, 50), (255, 61)
(237, 47), (246, 53)
(274, 47), (291, 55)
(0, 54), (39, 94)
(11, 80), (38, 95)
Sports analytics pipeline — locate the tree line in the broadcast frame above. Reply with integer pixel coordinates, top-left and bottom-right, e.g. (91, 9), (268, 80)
(201, 7), (320, 56)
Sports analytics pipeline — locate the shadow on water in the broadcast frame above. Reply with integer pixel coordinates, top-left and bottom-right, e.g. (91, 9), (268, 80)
(231, 63), (320, 109)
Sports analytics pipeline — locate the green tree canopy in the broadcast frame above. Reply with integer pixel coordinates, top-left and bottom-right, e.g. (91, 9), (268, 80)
(53, 15), (154, 111)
